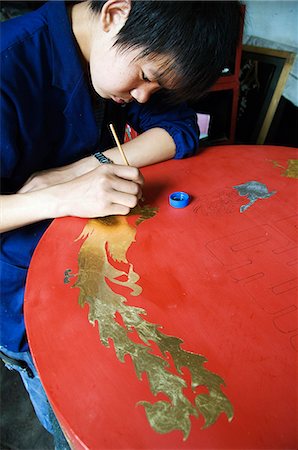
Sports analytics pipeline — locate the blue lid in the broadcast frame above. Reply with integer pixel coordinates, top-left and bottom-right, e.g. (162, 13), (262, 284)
(169, 191), (190, 208)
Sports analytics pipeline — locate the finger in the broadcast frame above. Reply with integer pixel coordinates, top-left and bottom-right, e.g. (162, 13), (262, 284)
(110, 177), (142, 197)
(18, 183), (34, 194)
(17, 176), (34, 193)
(101, 203), (131, 217)
(109, 191), (139, 209)
(105, 165), (144, 186)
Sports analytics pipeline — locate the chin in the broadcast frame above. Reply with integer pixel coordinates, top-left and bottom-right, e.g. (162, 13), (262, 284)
(93, 87), (107, 99)
(98, 93), (109, 99)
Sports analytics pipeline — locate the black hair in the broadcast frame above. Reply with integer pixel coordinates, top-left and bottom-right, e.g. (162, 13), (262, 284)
(89, 1), (244, 102)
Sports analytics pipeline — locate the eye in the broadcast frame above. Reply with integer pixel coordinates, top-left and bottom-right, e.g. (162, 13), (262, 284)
(142, 71), (150, 82)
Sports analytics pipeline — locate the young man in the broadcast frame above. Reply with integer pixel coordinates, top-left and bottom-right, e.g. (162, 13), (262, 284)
(0, 0), (242, 445)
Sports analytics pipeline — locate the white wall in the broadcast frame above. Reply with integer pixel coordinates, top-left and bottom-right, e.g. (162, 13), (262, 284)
(243, 1), (298, 105)
(244, 1), (298, 47)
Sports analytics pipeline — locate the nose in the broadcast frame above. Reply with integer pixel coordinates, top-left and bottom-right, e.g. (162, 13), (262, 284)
(130, 82), (160, 104)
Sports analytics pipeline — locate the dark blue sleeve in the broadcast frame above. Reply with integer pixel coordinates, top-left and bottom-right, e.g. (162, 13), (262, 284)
(0, 81), (23, 193)
(126, 94), (200, 159)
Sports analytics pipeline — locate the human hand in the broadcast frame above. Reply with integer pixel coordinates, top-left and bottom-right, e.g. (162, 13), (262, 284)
(1, 163), (143, 233)
(54, 164), (144, 218)
(18, 156), (99, 193)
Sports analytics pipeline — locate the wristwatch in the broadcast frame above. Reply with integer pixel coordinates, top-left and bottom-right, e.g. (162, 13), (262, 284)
(93, 151), (113, 164)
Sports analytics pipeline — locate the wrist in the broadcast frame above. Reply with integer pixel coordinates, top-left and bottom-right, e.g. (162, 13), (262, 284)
(77, 156), (99, 174)
(93, 151), (114, 165)
(45, 183), (71, 219)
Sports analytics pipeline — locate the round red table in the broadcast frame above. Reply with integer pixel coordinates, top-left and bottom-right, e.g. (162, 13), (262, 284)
(25, 145), (298, 449)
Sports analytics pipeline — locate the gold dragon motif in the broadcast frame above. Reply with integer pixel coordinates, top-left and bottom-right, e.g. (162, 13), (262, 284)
(65, 204), (233, 439)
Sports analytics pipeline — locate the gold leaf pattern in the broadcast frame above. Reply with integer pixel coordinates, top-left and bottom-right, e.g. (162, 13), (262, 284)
(271, 159), (298, 178)
(65, 205), (233, 439)
(283, 159), (298, 178)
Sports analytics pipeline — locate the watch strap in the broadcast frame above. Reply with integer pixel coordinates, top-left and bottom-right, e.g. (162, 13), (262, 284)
(93, 151), (113, 164)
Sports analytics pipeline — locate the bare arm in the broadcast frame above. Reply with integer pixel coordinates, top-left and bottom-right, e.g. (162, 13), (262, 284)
(18, 128), (175, 194)
(1, 165), (143, 233)
(1, 127), (173, 232)
(105, 127), (176, 167)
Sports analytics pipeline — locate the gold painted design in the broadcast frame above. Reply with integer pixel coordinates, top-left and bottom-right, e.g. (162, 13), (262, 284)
(284, 159), (298, 178)
(65, 204), (233, 439)
(271, 159), (298, 178)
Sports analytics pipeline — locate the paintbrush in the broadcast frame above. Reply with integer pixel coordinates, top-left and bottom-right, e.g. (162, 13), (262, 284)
(109, 123), (144, 205)
(109, 123), (130, 166)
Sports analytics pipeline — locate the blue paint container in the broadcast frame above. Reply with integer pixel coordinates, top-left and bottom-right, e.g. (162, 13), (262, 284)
(169, 191), (190, 208)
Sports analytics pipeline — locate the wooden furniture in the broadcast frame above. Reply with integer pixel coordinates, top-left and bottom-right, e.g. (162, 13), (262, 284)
(237, 45), (296, 145)
(190, 9), (245, 145)
(25, 145), (297, 450)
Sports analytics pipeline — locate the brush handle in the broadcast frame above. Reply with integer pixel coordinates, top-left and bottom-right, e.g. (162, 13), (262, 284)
(109, 123), (130, 166)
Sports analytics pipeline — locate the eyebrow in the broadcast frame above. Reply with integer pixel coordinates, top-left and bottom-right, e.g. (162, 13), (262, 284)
(149, 69), (176, 90)
(148, 70), (166, 88)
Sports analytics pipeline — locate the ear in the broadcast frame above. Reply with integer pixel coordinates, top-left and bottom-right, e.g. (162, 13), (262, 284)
(100, 0), (131, 34)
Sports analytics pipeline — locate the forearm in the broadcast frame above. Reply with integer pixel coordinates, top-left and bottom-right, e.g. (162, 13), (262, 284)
(2, 128), (173, 232)
(0, 188), (61, 233)
(104, 127), (176, 167)
(53, 155), (99, 177)
(18, 128), (174, 195)
(18, 156), (99, 193)
(1, 165), (144, 233)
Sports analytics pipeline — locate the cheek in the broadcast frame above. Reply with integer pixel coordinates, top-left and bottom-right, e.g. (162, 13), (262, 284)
(89, 50), (138, 95)
(89, 59), (112, 94)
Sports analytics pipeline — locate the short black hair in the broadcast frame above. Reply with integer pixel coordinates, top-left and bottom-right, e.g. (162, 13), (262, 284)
(89, 1), (244, 102)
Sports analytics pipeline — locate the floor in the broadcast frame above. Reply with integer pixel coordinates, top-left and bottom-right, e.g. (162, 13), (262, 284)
(0, 360), (54, 450)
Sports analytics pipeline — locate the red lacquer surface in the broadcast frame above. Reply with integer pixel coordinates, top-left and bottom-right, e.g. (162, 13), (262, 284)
(25, 145), (298, 449)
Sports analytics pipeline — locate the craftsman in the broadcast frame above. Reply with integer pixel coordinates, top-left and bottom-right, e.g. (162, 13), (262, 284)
(0, 0), (243, 447)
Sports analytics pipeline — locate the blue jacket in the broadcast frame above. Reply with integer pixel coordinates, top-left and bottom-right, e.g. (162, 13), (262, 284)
(0, 1), (199, 352)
